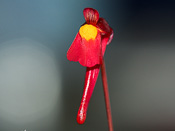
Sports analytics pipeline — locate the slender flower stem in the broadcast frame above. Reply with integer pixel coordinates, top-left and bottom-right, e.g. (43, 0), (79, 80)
(101, 57), (113, 131)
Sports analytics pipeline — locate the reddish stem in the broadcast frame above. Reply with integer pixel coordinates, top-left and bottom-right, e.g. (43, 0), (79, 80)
(77, 64), (100, 124)
(101, 58), (113, 131)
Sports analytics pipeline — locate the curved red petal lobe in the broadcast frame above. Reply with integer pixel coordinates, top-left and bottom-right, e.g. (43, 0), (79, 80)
(97, 18), (111, 34)
(83, 8), (99, 25)
(95, 18), (114, 56)
(79, 33), (101, 67)
(101, 36), (109, 56)
(67, 33), (82, 62)
(97, 18), (113, 44)
(107, 29), (114, 45)
(77, 65), (100, 124)
(101, 30), (114, 56)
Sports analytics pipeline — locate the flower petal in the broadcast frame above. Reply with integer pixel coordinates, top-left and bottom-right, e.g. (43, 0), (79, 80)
(67, 32), (102, 67)
(101, 30), (114, 56)
(96, 18), (113, 55)
(83, 8), (99, 25)
(96, 18), (114, 55)
(79, 33), (101, 67)
(97, 18), (113, 44)
(67, 33), (82, 62)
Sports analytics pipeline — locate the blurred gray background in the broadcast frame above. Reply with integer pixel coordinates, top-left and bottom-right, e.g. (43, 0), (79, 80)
(0, 0), (175, 131)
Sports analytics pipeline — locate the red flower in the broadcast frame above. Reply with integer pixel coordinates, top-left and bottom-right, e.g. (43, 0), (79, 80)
(67, 8), (113, 67)
(67, 8), (113, 124)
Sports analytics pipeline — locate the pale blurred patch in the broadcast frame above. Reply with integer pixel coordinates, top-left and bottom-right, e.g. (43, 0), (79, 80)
(0, 38), (61, 124)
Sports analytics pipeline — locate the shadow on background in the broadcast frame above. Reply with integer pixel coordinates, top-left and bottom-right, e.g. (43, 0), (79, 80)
(0, 0), (175, 131)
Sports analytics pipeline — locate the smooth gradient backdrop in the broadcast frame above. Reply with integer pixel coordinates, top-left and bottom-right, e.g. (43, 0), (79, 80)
(0, 0), (175, 131)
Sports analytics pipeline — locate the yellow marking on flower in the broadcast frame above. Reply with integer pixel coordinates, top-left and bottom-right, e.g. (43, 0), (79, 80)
(79, 24), (97, 41)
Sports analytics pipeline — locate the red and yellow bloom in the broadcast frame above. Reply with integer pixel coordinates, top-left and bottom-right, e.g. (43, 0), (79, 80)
(67, 8), (113, 124)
